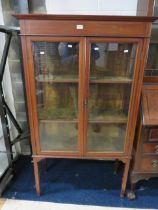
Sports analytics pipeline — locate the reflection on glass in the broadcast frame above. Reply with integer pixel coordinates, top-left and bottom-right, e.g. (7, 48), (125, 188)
(33, 42), (79, 81)
(90, 43), (136, 81)
(87, 42), (136, 153)
(32, 41), (79, 152)
(0, 132), (9, 177)
(87, 124), (125, 152)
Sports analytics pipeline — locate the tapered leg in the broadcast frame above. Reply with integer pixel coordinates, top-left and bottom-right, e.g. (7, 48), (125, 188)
(120, 160), (130, 198)
(33, 158), (41, 195)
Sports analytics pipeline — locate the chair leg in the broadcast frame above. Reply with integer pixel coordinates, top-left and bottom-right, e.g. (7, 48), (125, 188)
(33, 158), (41, 195)
(120, 160), (130, 198)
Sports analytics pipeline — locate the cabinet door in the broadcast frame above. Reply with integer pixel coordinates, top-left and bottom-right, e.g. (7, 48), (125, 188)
(29, 37), (84, 155)
(85, 38), (140, 155)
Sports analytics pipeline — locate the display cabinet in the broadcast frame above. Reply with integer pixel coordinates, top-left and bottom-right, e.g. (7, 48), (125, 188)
(15, 14), (157, 197)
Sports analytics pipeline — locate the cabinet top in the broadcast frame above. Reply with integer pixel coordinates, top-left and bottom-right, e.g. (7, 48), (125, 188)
(14, 14), (157, 22)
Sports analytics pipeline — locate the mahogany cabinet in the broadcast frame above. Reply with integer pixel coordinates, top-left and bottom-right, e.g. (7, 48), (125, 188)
(14, 14), (156, 197)
(127, 1), (158, 199)
(129, 85), (158, 199)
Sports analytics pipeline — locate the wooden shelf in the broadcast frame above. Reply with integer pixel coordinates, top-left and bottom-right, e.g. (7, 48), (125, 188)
(40, 119), (78, 123)
(36, 74), (78, 83)
(145, 68), (158, 71)
(39, 119), (127, 124)
(36, 75), (132, 84)
(89, 119), (127, 124)
(90, 77), (132, 84)
(89, 113), (128, 124)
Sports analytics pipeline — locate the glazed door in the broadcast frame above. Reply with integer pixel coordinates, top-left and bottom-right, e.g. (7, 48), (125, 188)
(29, 37), (84, 156)
(28, 36), (142, 157)
(84, 38), (142, 156)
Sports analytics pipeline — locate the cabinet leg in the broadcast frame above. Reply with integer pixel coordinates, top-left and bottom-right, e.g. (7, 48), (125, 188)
(120, 160), (130, 198)
(33, 158), (41, 195)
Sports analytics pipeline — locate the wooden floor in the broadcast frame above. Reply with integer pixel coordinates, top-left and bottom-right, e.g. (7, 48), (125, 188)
(0, 199), (5, 210)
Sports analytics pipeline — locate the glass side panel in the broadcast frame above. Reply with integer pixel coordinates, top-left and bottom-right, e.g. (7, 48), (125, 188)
(154, 0), (158, 16)
(32, 41), (79, 152)
(145, 44), (158, 76)
(144, 0), (158, 78)
(87, 42), (137, 153)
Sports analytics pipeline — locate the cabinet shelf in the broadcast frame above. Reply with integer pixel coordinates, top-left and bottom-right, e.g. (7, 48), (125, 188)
(39, 115), (127, 124)
(90, 76), (132, 84)
(36, 75), (132, 84)
(39, 119), (127, 124)
(40, 119), (78, 123)
(36, 74), (78, 83)
(145, 68), (158, 71)
(89, 119), (127, 124)
(89, 112), (127, 124)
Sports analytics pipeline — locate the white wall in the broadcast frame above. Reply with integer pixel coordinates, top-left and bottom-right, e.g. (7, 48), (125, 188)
(46, 0), (138, 15)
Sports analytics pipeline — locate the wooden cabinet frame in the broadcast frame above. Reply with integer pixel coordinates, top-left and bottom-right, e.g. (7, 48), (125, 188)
(15, 14), (157, 197)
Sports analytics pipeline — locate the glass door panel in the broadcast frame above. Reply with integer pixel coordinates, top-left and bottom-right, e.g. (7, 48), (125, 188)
(90, 43), (136, 81)
(88, 83), (131, 122)
(87, 124), (126, 152)
(32, 41), (79, 152)
(87, 42), (137, 153)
